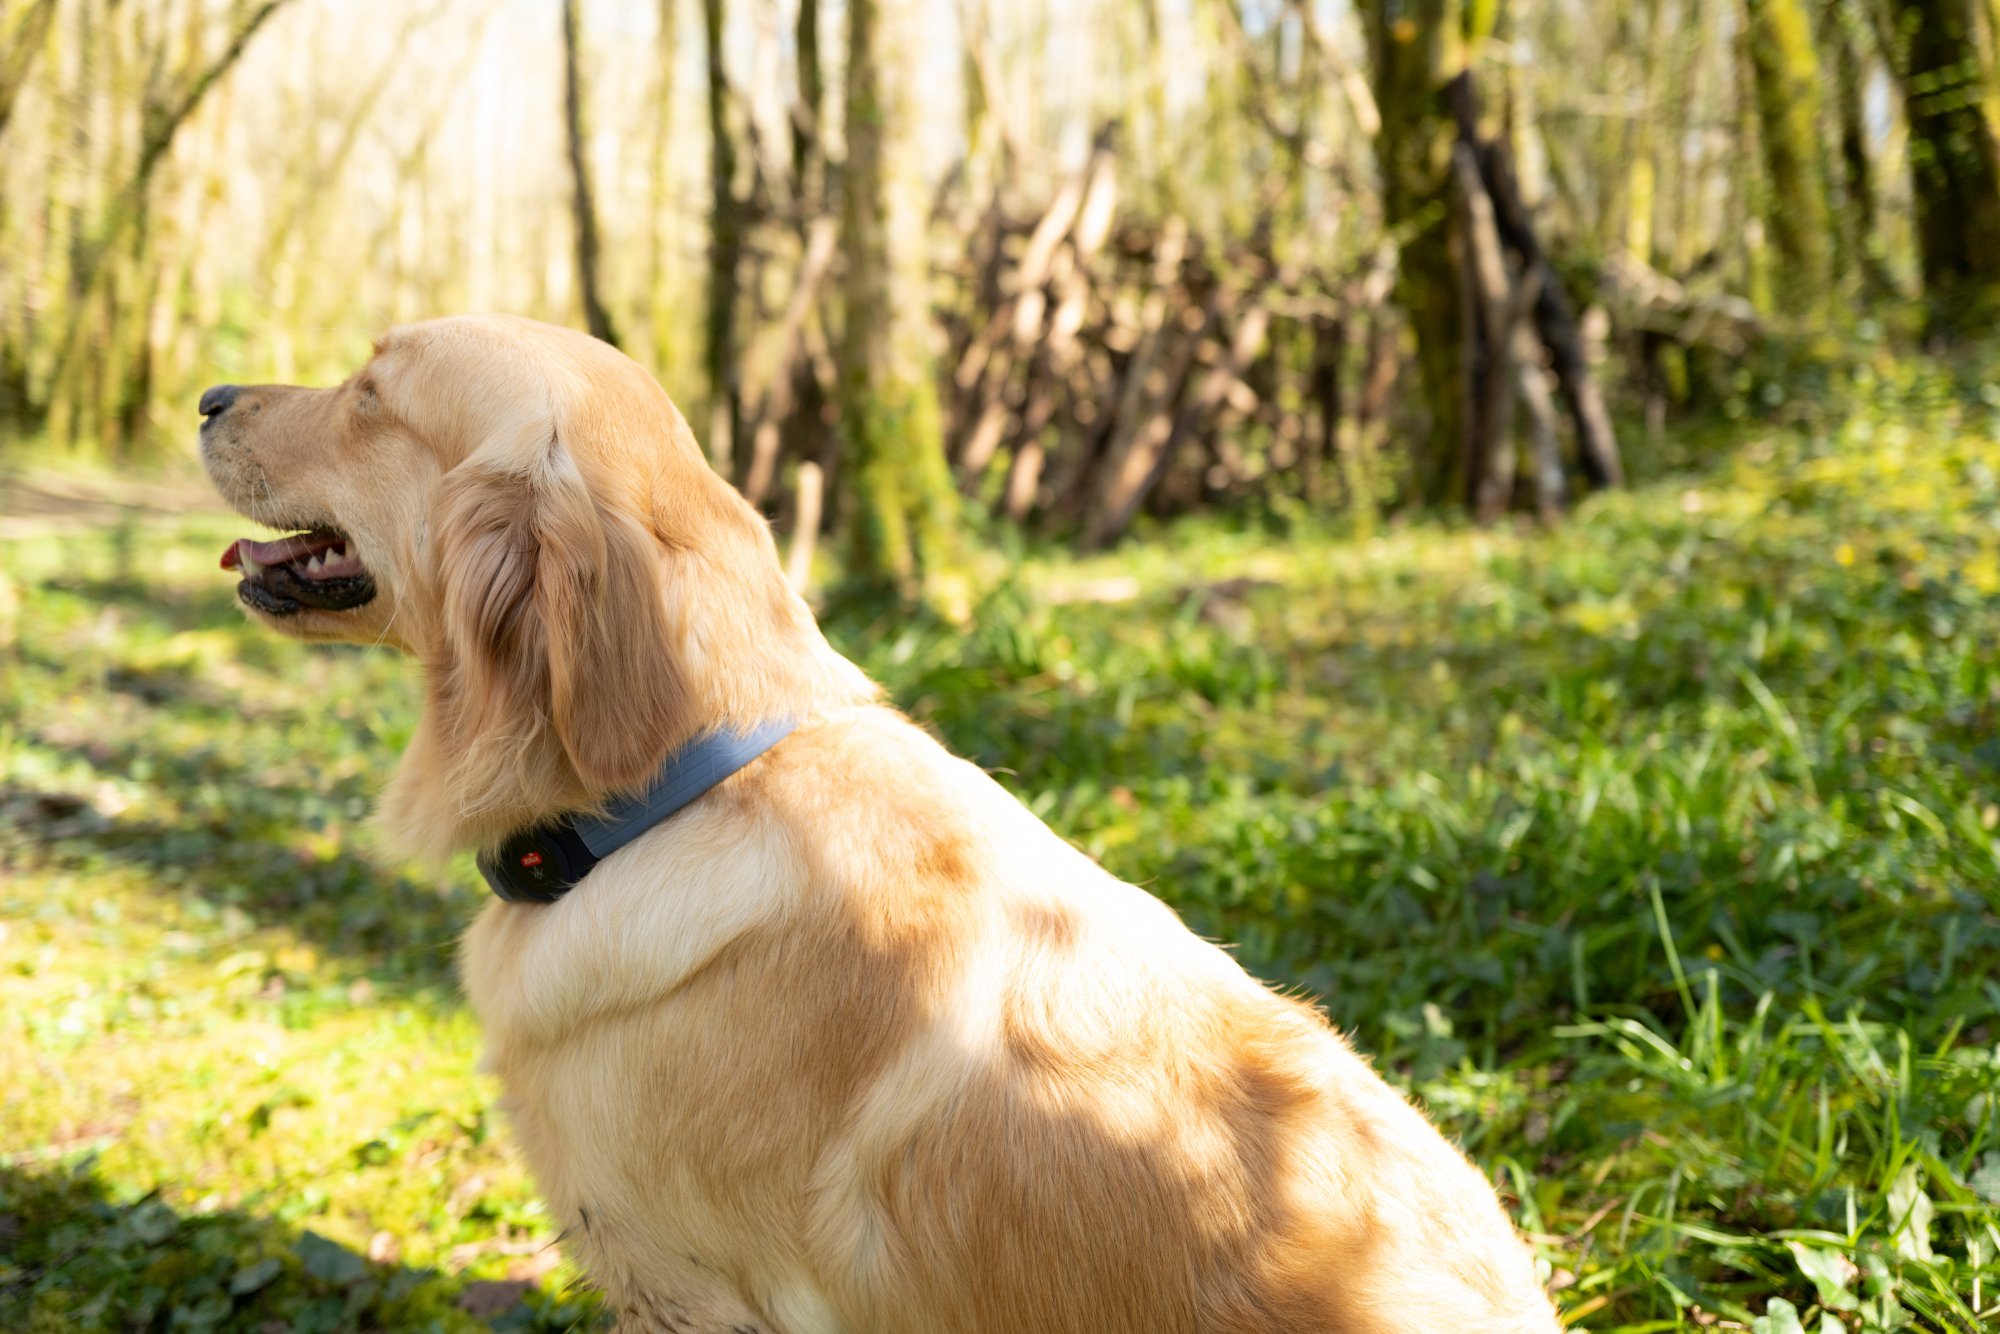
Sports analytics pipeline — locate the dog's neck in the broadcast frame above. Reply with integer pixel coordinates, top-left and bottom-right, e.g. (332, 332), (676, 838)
(373, 554), (874, 866)
(475, 717), (799, 902)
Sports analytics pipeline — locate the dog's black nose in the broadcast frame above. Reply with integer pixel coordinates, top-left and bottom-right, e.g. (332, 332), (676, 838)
(198, 384), (241, 419)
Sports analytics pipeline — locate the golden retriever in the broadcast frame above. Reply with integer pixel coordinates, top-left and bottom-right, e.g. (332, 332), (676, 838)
(199, 314), (1561, 1333)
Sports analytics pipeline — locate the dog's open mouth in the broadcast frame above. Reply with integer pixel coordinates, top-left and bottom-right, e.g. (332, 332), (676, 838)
(220, 530), (377, 616)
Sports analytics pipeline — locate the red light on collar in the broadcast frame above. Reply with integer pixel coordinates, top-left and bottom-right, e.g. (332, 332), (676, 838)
(520, 851), (544, 868)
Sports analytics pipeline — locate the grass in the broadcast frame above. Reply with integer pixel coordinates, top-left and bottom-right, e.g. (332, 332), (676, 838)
(4, 362), (2000, 1330)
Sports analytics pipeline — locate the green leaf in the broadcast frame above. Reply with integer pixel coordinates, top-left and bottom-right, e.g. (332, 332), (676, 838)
(1969, 1150), (2000, 1204)
(294, 1230), (366, 1285)
(1886, 1163), (1935, 1263)
(171, 1290), (233, 1327)
(126, 1199), (177, 1245)
(1753, 1296), (1807, 1334)
(1786, 1240), (1860, 1311)
(228, 1256), (283, 1295)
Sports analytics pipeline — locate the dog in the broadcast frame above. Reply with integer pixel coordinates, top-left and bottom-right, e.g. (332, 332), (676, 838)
(200, 314), (1562, 1332)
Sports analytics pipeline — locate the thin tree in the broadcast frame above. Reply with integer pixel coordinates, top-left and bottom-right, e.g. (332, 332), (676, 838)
(839, 0), (959, 595)
(1740, 0), (1833, 320)
(793, 0), (822, 192)
(647, 0), (682, 376)
(1820, 0), (1891, 296)
(703, 0), (742, 477)
(0, 0), (58, 142)
(561, 0), (620, 346)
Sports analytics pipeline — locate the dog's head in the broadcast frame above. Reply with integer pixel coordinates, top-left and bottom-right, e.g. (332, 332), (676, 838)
(201, 314), (869, 859)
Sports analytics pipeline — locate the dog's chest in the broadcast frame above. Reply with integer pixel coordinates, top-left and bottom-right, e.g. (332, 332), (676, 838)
(463, 861), (860, 1332)
(487, 1023), (853, 1334)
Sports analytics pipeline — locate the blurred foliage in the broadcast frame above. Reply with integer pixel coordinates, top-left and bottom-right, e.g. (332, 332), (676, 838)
(4, 358), (2000, 1329)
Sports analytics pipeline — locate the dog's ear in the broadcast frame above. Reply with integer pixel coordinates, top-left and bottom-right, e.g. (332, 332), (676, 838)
(431, 443), (693, 803)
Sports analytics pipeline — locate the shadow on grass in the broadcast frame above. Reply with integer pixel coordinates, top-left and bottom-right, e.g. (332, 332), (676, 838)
(0, 761), (470, 1000)
(5, 558), (466, 1000)
(13, 639), (302, 725)
(0, 1158), (602, 1333)
(38, 572), (251, 636)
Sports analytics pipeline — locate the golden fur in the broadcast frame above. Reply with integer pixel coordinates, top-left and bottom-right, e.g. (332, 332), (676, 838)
(201, 314), (1562, 1332)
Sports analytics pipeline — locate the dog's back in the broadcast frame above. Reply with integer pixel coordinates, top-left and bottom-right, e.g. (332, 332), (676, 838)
(463, 705), (1558, 1333)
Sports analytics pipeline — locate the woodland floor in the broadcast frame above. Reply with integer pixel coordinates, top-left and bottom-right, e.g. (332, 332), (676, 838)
(4, 367), (2000, 1331)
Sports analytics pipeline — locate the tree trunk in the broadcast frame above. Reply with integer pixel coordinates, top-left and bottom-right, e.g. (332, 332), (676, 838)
(794, 0), (823, 192)
(785, 460), (824, 593)
(743, 215), (838, 505)
(0, 0), (57, 142)
(1453, 72), (1625, 493)
(647, 0), (682, 376)
(1731, 17), (1772, 309)
(1344, 303), (1399, 539)
(561, 0), (620, 347)
(1515, 320), (1567, 522)
(1357, 0), (1474, 506)
(1741, 0), (1832, 319)
(1453, 141), (1520, 523)
(703, 0), (743, 477)
(1889, 0), (2000, 336)
(1822, 0), (1891, 296)
(1304, 311), (1344, 507)
(838, 0), (958, 595)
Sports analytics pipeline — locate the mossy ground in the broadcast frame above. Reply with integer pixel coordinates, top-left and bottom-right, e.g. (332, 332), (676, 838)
(4, 365), (2000, 1330)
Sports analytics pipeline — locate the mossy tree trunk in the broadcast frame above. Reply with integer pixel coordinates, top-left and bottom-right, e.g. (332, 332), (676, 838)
(1888, 0), (2000, 336)
(1356, 0), (1479, 506)
(1740, 0), (1833, 321)
(837, 0), (958, 597)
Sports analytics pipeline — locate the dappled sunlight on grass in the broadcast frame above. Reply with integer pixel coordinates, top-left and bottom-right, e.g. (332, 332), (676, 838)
(4, 373), (2000, 1329)
(2, 519), (600, 1330)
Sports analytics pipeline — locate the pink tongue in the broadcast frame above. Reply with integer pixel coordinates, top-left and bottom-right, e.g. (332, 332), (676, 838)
(221, 533), (338, 571)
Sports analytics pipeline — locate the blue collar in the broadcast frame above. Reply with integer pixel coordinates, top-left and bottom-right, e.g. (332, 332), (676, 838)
(476, 718), (798, 903)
